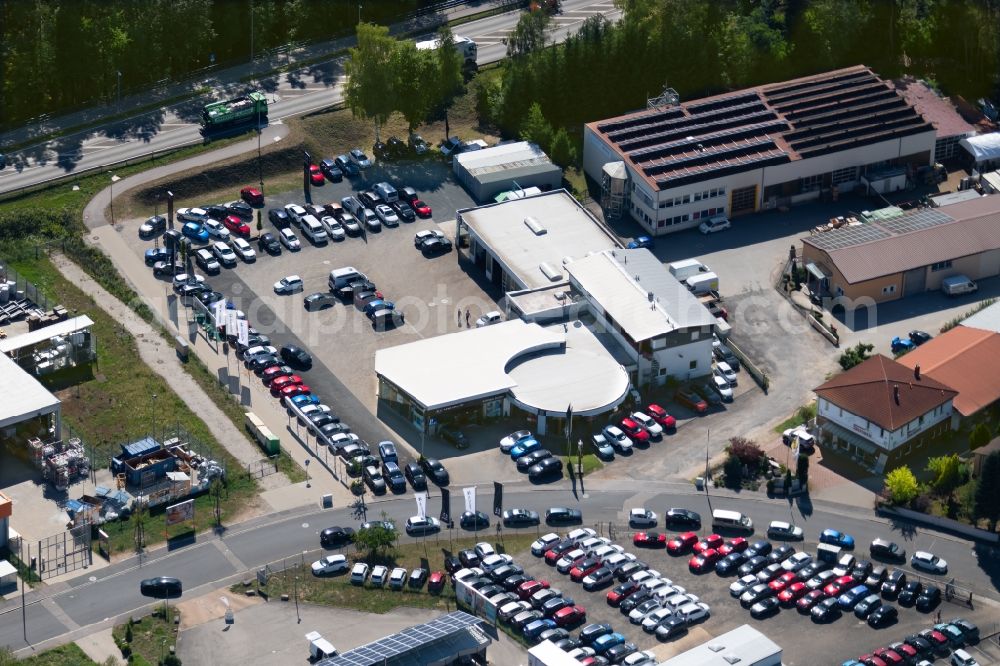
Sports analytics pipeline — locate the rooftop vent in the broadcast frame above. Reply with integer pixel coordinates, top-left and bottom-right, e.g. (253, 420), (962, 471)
(723, 656), (742, 665)
(539, 262), (563, 282)
(524, 216), (546, 235)
(708, 644), (725, 653)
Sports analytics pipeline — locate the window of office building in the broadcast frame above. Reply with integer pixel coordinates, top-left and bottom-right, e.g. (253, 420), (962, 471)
(931, 260), (952, 272)
(831, 166), (857, 185)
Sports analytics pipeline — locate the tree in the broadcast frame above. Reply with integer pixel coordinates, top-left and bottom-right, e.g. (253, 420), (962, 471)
(839, 342), (874, 370)
(506, 10), (550, 58)
(723, 455), (743, 489)
(549, 127), (576, 168)
(519, 102), (553, 151)
(925, 454), (961, 494)
(210, 477), (224, 526)
(133, 503), (149, 551)
(795, 453), (809, 485)
(353, 513), (397, 556)
(433, 25), (466, 139)
(969, 422), (992, 450)
(392, 42), (438, 132)
(344, 23), (397, 140)
(727, 437), (764, 467)
(973, 451), (1000, 531)
(883, 466), (919, 505)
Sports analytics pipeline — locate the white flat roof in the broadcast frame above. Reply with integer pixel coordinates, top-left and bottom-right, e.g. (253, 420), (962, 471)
(657, 625), (781, 666)
(455, 141), (551, 174)
(963, 300), (1000, 333)
(529, 640), (581, 666)
(459, 190), (620, 290)
(0, 352), (60, 429)
(0, 315), (94, 354)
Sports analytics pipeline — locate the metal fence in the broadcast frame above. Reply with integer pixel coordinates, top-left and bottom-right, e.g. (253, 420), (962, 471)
(0, 261), (54, 313)
(246, 458), (279, 480)
(13, 524), (93, 581)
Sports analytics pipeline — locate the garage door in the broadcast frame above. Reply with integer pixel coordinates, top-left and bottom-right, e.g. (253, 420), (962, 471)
(903, 267), (926, 296)
(730, 185), (757, 216)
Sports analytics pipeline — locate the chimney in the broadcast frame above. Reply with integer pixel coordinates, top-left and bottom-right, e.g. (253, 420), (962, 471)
(893, 384), (900, 405)
(914, 364), (921, 380)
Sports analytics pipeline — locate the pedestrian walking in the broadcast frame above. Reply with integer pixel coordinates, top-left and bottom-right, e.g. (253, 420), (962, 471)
(465, 308), (471, 327)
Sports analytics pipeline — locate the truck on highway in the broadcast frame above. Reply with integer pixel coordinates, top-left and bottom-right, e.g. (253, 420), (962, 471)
(201, 92), (268, 131)
(415, 35), (478, 67)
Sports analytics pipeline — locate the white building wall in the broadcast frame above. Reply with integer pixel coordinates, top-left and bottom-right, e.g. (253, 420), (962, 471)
(652, 337), (714, 380)
(583, 126), (621, 185)
(818, 397), (953, 452)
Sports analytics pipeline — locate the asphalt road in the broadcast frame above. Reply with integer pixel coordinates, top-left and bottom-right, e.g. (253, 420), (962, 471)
(3, 483), (997, 653)
(0, 0), (620, 196)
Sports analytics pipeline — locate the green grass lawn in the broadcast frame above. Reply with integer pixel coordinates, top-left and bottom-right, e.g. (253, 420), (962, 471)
(112, 608), (179, 666)
(773, 402), (817, 434)
(8, 643), (99, 665)
(234, 535), (536, 615)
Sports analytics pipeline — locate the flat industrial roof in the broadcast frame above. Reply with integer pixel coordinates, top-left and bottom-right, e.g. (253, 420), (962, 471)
(567, 249), (716, 342)
(0, 315), (94, 354)
(458, 190), (620, 290)
(892, 77), (975, 138)
(963, 299), (1000, 333)
(657, 625), (781, 666)
(0, 352), (60, 430)
(455, 141), (554, 176)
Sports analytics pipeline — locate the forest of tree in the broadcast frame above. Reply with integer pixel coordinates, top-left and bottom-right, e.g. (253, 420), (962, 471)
(478, 0), (1000, 147)
(0, 0), (434, 129)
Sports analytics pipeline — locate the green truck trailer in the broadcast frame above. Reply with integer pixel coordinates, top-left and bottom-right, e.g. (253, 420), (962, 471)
(201, 91), (268, 130)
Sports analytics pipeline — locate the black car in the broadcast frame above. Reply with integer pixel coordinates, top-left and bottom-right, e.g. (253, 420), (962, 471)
(320, 526), (355, 547)
(528, 457), (563, 480)
(750, 596), (781, 619)
(503, 574), (531, 592)
(738, 556), (769, 577)
(656, 616), (688, 641)
(502, 508), (539, 527)
(359, 190), (381, 209)
(459, 511), (490, 530)
(372, 140), (389, 160)
(269, 208), (291, 229)
(320, 158), (343, 182)
(746, 540), (773, 557)
(258, 232), (281, 254)
(281, 345), (312, 368)
(516, 449), (552, 472)
(145, 247), (171, 266)
(767, 545), (795, 564)
(227, 200), (254, 219)
(881, 569), (907, 597)
(391, 200), (416, 222)
(903, 634), (934, 658)
(798, 561), (829, 581)
(382, 462), (406, 493)
(605, 643), (637, 663)
(579, 623), (613, 645)
(714, 344), (740, 370)
(161, 228), (183, 251)
(553, 637), (582, 653)
(619, 587), (652, 613)
(867, 603), (898, 628)
(898, 580), (922, 605)
(387, 135), (407, 156)
(443, 555), (462, 574)
(715, 551), (748, 575)
(247, 354), (279, 372)
(909, 330), (932, 345)
(811, 597), (840, 622)
(865, 565), (888, 589)
(664, 508), (701, 530)
(334, 154), (360, 177)
(420, 457), (450, 486)
(403, 462), (427, 490)
(545, 507), (582, 526)
(139, 215), (167, 239)
(421, 237), (453, 255)
(440, 426), (469, 449)
(140, 576), (182, 598)
(869, 538), (906, 563)
(850, 559), (874, 582)
(304, 292), (337, 311)
(915, 585), (941, 612)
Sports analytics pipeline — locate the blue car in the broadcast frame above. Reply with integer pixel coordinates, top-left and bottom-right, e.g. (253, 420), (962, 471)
(626, 235), (653, 249)
(289, 393), (321, 407)
(837, 584), (870, 610)
(182, 222), (209, 242)
(510, 437), (541, 459)
(144, 247), (171, 266)
(523, 618), (557, 640)
(819, 529), (855, 550)
(592, 632), (626, 654)
(842, 661), (863, 666)
(891, 336), (916, 353)
(363, 299), (395, 316)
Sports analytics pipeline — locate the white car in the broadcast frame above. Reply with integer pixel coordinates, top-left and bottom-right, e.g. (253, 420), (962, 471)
(321, 216), (346, 241)
(414, 229), (445, 247)
(481, 553), (513, 573)
(404, 516), (440, 535)
(212, 241), (237, 266)
(951, 649), (980, 666)
(389, 567), (407, 589)
(475, 311), (503, 327)
(204, 218), (231, 240)
(698, 216), (730, 234)
(361, 208), (381, 231)
(230, 237), (256, 262)
(730, 574), (758, 598)
(712, 374), (734, 401)
(602, 426), (633, 453)
(375, 204), (399, 226)
(327, 432), (359, 451)
(274, 275), (304, 294)
(766, 520), (803, 540)
(567, 527), (596, 543)
(172, 273), (204, 289)
(350, 562), (369, 585)
(641, 607), (674, 632)
(279, 228), (301, 250)
(298, 403), (332, 423)
(284, 203), (307, 224)
(311, 554), (348, 576)
(715, 361), (737, 385)
(628, 508), (658, 528)
(676, 601), (710, 623)
(531, 533), (560, 556)
(623, 652), (657, 666)
(370, 565), (389, 587)
(911, 550), (948, 574)
(781, 552), (813, 572)
(474, 542), (496, 560)
(177, 207), (208, 223)
(630, 411), (663, 437)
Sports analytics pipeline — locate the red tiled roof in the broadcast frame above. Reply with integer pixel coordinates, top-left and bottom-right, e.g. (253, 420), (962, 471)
(892, 77), (975, 138)
(897, 325), (1000, 417)
(814, 355), (957, 431)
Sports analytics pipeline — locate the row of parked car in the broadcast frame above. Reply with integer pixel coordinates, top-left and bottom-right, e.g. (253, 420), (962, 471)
(842, 617), (981, 666)
(588, 404), (677, 458)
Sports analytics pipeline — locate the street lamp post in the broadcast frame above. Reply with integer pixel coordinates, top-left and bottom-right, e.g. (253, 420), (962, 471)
(108, 172), (120, 225)
(151, 393), (158, 441)
(116, 70), (122, 113)
(358, 4), (362, 24)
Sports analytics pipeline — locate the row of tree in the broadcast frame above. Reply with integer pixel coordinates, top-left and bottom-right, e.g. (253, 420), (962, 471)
(477, 0), (1000, 153)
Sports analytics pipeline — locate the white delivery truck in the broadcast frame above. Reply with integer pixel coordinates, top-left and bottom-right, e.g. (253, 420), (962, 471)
(415, 35), (478, 66)
(686, 271), (720, 295)
(668, 258), (709, 282)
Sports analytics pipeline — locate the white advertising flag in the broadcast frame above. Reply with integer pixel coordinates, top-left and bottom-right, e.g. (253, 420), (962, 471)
(226, 309), (239, 334)
(462, 486), (476, 515)
(213, 299), (226, 330)
(414, 491), (427, 520)
(236, 318), (250, 346)
(790, 435), (800, 463)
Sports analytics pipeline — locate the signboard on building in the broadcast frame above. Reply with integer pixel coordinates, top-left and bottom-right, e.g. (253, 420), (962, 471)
(165, 499), (194, 526)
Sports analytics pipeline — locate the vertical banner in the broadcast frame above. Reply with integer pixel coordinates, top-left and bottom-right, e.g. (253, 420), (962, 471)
(236, 318), (250, 346)
(790, 434), (800, 463)
(565, 403), (573, 439)
(414, 491), (427, 520)
(214, 300), (227, 330)
(492, 482), (503, 517)
(463, 486), (476, 515)
(440, 488), (451, 525)
(226, 309), (239, 335)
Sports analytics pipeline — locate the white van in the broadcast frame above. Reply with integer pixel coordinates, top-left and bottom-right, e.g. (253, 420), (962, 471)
(941, 274), (978, 296)
(328, 267), (366, 291)
(686, 271), (720, 295)
(373, 181), (399, 204)
(712, 509), (753, 533)
(300, 215), (328, 244)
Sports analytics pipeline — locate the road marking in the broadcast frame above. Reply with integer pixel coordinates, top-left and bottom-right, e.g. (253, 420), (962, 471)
(212, 540), (250, 571)
(41, 597), (81, 632)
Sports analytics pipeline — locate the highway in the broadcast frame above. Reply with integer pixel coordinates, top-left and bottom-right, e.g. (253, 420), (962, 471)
(0, 0), (620, 196)
(2, 480), (997, 653)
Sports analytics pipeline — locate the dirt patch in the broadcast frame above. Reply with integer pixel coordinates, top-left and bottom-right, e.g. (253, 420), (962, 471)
(176, 586), (263, 630)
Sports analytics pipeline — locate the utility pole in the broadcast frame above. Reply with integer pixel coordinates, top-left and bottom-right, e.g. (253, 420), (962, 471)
(116, 70), (122, 112)
(358, 4), (362, 24)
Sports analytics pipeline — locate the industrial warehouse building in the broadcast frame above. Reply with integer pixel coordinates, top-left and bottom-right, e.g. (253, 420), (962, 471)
(0, 352), (61, 445)
(800, 194), (1000, 304)
(583, 65), (939, 234)
(453, 141), (562, 202)
(658, 625), (782, 666)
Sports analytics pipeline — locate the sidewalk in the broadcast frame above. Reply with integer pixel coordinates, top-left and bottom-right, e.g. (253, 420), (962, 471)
(0, 0), (511, 151)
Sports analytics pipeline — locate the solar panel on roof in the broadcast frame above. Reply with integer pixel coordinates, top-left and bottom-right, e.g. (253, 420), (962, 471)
(319, 612), (484, 666)
(807, 224), (892, 251)
(607, 100), (768, 143)
(655, 151), (790, 188)
(640, 137), (778, 176)
(797, 121), (932, 158)
(685, 92), (761, 114)
(763, 69), (876, 101)
(622, 117), (786, 155)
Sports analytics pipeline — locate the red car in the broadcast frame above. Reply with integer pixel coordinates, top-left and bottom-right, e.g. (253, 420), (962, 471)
(309, 164), (325, 186)
(428, 571), (445, 593)
(411, 199), (432, 217)
(224, 215), (251, 237)
(667, 531), (698, 555)
(545, 543), (574, 565)
(269, 375), (303, 394)
(796, 589), (827, 613)
(261, 365), (293, 385)
(240, 186), (264, 206)
(890, 644), (918, 662)
(553, 605), (586, 627)
(872, 649), (904, 666)
(717, 537), (748, 556)
(768, 572), (799, 593)
(675, 388), (708, 413)
(280, 384), (311, 399)
(606, 581), (638, 606)
(920, 630), (949, 650)
(859, 656), (888, 666)
(619, 418), (649, 443)
(692, 534), (723, 555)
(517, 580), (549, 600)
(645, 403), (676, 429)
(633, 532), (666, 548)
(823, 575), (856, 597)
(688, 548), (721, 573)
(777, 582), (808, 605)
(570, 559), (602, 583)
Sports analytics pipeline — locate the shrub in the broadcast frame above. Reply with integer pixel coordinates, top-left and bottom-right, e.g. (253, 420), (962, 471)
(723, 455), (742, 489)
(727, 437), (764, 467)
(883, 466), (919, 505)
(970, 422), (992, 450)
